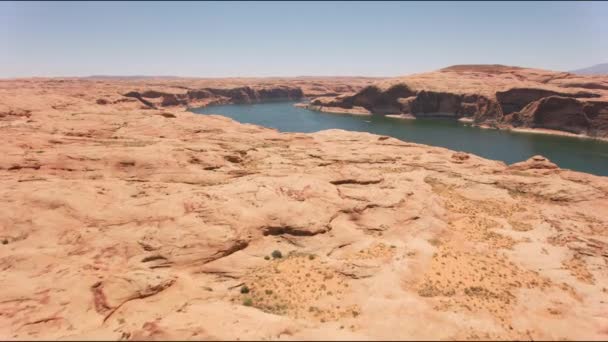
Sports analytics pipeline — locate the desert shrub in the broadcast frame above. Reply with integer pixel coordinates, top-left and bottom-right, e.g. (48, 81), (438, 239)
(243, 298), (253, 306)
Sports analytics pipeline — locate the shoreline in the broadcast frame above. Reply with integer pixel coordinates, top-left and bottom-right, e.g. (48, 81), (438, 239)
(294, 102), (608, 143)
(385, 114), (416, 120)
(503, 127), (608, 142)
(296, 103), (372, 116)
(475, 124), (608, 142)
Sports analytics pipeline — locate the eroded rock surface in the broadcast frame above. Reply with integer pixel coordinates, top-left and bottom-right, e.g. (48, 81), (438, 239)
(306, 64), (608, 138)
(0, 78), (608, 340)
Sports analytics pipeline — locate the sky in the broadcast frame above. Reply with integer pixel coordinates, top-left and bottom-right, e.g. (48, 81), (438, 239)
(1, 1), (607, 78)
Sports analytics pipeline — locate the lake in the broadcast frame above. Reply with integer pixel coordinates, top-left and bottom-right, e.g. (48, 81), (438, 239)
(192, 101), (608, 176)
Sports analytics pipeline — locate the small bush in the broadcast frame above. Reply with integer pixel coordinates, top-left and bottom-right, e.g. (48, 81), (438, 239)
(428, 238), (441, 247)
(243, 297), (253, 306)
(240, 285), (250, 294)
(265, 289), (273, 295)
(308, 254), (315, 260)
(271, 250), (282, 259)
(264, 255), (270, 260)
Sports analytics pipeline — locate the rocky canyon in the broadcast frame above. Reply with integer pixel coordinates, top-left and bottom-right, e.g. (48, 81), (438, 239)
(1, 68), (608, 340)
(307, 65), (608, 139)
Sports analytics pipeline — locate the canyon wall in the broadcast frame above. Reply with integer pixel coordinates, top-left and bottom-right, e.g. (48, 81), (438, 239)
(106, 76), (378, 110)
(307, 65), (608, 137)
(125, 86), (305, 108)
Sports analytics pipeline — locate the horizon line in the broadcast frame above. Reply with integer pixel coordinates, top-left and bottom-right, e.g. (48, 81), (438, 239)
(1, 62), (605, 80)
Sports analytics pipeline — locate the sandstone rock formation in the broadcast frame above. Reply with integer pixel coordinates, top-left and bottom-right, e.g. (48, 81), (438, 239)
(306, 65), (608, 138)
(124, 86), (305, 109)
(1, 78), (608, 340)
(95, 76), (376, 110)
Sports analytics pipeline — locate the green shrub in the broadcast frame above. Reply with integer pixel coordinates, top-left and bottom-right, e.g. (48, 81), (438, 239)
(243, 298), (253, 306)
(271, 250), (283, 259)
(240, 285), (250, 294)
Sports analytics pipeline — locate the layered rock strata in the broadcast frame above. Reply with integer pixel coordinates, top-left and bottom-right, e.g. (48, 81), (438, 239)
(305, 65), (608, 138)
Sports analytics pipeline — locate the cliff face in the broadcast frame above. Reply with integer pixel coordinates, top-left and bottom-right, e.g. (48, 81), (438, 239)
(114, 76), (378, 109)
(309, 65), (608, 137)
(1, 78), (608, 340)
(125, 86), (305, 108)
(502, 96), (608, 136)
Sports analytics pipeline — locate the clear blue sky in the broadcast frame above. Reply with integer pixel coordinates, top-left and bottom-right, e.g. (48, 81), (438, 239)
(1, 1), (607, 78)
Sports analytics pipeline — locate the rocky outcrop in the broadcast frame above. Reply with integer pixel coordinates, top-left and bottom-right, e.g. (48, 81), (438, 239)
(92, 270), (176, 321)
(304, 65), (608, 138)
(311, 84), (415, 114)
(188, 86), (304, 104)
(113, 77), (376, 110)
(496, 88), (599, 115)
(558, 81), (608, 91)
(508, 155), (559, 171)
(502, 95), (608, 137)
(1, 78), (608, 340)
(311, 88), (502, 121)
(504, 96), (591, 134)
(125, 86), (304, 108)
(583, 100), (608, 136)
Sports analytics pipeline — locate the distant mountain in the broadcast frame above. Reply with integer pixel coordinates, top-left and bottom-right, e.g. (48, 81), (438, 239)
(569, 63), (608, 75)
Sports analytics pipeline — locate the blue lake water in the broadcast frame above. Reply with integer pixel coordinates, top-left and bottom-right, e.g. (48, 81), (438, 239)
(192, 101), (608, 176)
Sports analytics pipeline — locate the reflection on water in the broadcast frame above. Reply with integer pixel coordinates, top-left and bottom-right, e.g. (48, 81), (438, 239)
(192, 101), (608, 176)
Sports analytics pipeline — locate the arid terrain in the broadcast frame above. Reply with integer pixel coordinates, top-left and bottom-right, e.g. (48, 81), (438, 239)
(1, 71), (608, 340)
(307, 65), (608, 139)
